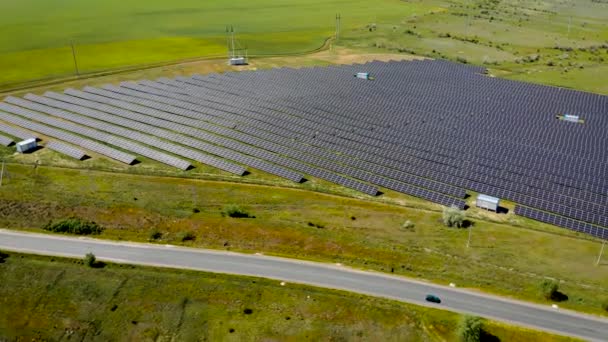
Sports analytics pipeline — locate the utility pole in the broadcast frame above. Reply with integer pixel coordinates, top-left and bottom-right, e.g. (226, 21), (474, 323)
(70, 39), (80, 76)
(335, 14), (341, 41)
(0, 159), (4, 187)
(231, 26), (236, 58)
(466, 226), (472, 248)
(597, 241), (606, 266)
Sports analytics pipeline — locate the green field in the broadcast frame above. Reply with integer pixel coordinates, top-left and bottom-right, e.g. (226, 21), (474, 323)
(0, 0), (430, 86)
(1, 161), (607, 316)
(0, 252), (577, 341)
(1, 0), (606, 93)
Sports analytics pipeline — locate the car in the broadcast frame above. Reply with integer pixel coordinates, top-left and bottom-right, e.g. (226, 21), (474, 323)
(425, 294), (441, 303)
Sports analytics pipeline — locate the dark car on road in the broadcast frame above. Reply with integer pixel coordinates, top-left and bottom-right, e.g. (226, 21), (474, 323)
(425, 294), (441, 303)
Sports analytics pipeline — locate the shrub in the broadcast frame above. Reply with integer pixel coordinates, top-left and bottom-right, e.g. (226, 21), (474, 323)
(149, 229), (162, 241)
(540, 279), (559, 300)
(0, 251), (9, 263)
(223, 205), (252, 218)
(457, 315), (482, 342)
(456, 56), (468, 64)
(402, 220), (415, 230)
(43, 217), (104, 235)
(177, 231), (196, 242)
(443, 205), (465, 228)
(601, 299), (608, 312)
(84, 253), (96, 268)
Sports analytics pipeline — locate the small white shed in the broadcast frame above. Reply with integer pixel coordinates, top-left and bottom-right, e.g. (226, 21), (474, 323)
(16, 138), (37, 153)
(229, 57), (247, 65)
(355, 72), (370, 80)
(563, 114), (580, 123)
(476, 194), (500, 212)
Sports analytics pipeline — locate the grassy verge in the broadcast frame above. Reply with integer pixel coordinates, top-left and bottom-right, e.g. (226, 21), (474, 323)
(0, 163), (607, 317)
(0, 251), (578, 341)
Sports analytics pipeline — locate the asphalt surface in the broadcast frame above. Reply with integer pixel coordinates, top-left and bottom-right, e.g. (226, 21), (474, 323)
(1, 229), (607, 341)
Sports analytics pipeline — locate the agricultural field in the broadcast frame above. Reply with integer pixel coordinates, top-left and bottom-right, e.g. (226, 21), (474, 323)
(1, 0), (606, 93)
(0, 163), (607, 316)
(0, 0), (431, 87)
(0, 252), (578, 341)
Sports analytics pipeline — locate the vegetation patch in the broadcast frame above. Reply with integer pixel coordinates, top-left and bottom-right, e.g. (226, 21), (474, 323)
(443, 205), (466, 228)
(43, 217), (104, 235)
(1, 165), (607, 315)
(0, 252), (576, 341)
(177, 231), (196, 242)
(148, 228), (163, 241)
(307, 221), (325, 229)
(223, 205), (254, 218)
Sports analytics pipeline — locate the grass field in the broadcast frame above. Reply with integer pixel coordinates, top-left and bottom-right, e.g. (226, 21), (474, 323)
(0, 252), (578, 341)
(339, 0), (608, 93)
(0, 162), (607, 316)
(0, 0), (431, 86)
(1, 0), (606, 93)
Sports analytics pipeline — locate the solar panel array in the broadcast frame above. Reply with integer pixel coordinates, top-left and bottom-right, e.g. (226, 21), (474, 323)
(46, 141), (87, 160)
(0, 111), (135, 164)
(1, 59), (606, 238)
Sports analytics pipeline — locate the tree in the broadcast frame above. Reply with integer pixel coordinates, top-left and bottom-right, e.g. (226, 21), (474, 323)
(401, 220), (415, 230)
(458, 315), (482, 342)
(540, 279), (559, 300)
(84, 252), (96, 268)
(443, 205), (465, 228)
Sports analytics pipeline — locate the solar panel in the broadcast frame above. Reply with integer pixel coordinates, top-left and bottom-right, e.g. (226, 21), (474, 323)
(46, 141), (87, 160)
(0, 134), (13, 146)
(0, 122), (37, 140)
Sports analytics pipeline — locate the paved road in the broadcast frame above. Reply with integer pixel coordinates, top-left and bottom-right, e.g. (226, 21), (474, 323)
(1, 230), (607, 341)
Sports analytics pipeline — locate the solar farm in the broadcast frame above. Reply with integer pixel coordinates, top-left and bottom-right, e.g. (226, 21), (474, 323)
(0, 59), (606, 240)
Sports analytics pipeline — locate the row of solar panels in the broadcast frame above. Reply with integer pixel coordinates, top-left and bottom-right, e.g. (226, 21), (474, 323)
(0, 93), (466, 208)
(514, 206), (608, 240)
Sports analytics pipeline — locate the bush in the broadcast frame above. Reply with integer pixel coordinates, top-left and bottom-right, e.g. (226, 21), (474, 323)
(601, 299), (608, 312)
(443, 205), (465, 228)
(458, 315), (482, 342)
(223, 205), (252, 218)
(84, 253), (96, 268)
(402, 220), (415, 230)
(177, 231), (196, 242)
(307, 222), (325, 229)
(456, 56), (468, 64)
(149, 229), (162, 241)
(43, 217), (104, 235)
(540, 279), (559, 300)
